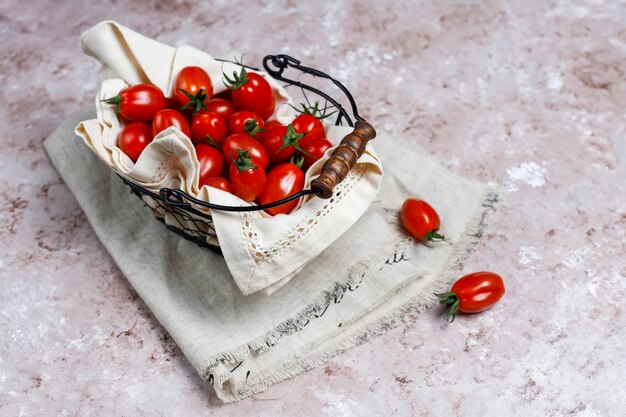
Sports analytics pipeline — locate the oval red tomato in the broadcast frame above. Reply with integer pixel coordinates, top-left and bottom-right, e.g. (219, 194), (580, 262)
(298, 137), (333, 170)
(259, 125), (305, 163)
(259, 163), (305, 215)
(201, 176), (232, 193)
(174, 66), (213, 113)
(213, 89), (232, 101)
(195, 144), (224, 185)
(400, 198), (445, 241)
(191, 112), (227, 146)
(292, 113), (325, 140)
(206, 98), (236, 120)
(229, 149), (266, 202)
(104, 84), (167, 123)
(222, 133), (269, 169)
(264, 120), (283, 130)
(118, 122), (153, 161)
(152, 109), (191, 138)
(166, 97), (182, 110)
(227, 111), (265, 139)
(436, 272), (505, 322)
(224, 67), (275, 119)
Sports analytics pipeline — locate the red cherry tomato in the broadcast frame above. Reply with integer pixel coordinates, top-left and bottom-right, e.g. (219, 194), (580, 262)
(227, 111), (265, 139)
(259, 124), (306, 163)
(222, 133), (269, 169)
(104, 84), (167, 123)
(292, 113), (325, 140)
(167, 96), (195, 121)
(117, 113), (132, 126)
(152, 109), (191, 138)
(195, 144), (224, 185)
(229, 149), (266, 202)
(400, 198), (445, 241)
(264, 120), (283, 130)
(298, 137), (333, 170)
(206, 98), (236, 120)
(259, 162), (305, 215)
(174, 66), (213, 113)
(201, 176), (232, 193)
(436, 272), (505, 322)
(213, 89), (232, 101)
(191, 112), (227, 146)
(224, 67), (275, 119)
(166, 97), (181, 110)
(118, 122), (153, 161)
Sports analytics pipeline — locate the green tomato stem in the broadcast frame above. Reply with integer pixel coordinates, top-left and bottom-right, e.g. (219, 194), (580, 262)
(232, 148), (258, 173)
(179, 88), (208, 114)
(425, 230), (446, 242)
(435, 292), (460, 323)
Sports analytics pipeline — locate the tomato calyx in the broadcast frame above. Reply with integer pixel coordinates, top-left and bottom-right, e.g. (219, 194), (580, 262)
(277, 125), (304, 152)
(434, 292), (460, 323)
(101, 95), (122, 112)
(231, 148), (258, 173)
(289, 100), (337, 121)
(290, 154), (305, 170)
(178, 88), (209, 114)
(244, 119), (265, 138)
(223, 63), (250, 91)
(277, 124), (314, 157)
(425, 230), (446, 242)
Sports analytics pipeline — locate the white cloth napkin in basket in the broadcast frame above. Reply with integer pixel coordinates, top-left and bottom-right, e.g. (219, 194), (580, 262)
(45, 109), (499, 402)
(74, 21), (383, 295)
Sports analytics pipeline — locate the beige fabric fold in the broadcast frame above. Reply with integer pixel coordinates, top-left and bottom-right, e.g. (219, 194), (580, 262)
(74, 21), (384, 294)
(45, 109), (499, 402)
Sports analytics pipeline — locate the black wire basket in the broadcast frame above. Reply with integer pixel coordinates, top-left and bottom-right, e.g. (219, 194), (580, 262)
(121, 54), (377, 255)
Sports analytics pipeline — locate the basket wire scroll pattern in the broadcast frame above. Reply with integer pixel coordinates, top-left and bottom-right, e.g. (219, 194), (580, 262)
(122, 177), (221, 254)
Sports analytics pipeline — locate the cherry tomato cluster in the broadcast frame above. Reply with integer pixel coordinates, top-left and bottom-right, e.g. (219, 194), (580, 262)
(105, 65), (335, 216)
(399, 198), (506, 322)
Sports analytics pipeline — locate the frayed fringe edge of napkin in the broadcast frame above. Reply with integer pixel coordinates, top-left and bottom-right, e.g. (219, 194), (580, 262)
(202, 189), (502, 402)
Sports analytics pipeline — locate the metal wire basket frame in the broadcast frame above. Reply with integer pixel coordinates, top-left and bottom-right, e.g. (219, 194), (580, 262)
(120, 54), (369, 254)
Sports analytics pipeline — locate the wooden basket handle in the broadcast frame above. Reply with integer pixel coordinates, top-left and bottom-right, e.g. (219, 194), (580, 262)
(311, 120), (377, 199)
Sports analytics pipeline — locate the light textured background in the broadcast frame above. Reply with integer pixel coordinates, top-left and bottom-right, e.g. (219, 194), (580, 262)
(1, 1), (625, 416)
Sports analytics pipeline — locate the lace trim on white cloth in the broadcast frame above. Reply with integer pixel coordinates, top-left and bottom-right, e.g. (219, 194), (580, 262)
(239, 166), (366, 266)
(151, 154), (184, 183)
(145, 163), (369, 255)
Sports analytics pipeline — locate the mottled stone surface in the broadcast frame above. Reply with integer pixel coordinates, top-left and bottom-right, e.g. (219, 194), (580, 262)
(1, 0), (625, 416)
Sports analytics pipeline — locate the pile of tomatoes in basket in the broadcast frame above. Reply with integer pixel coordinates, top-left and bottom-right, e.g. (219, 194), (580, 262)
(105, 65), (334, 215)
